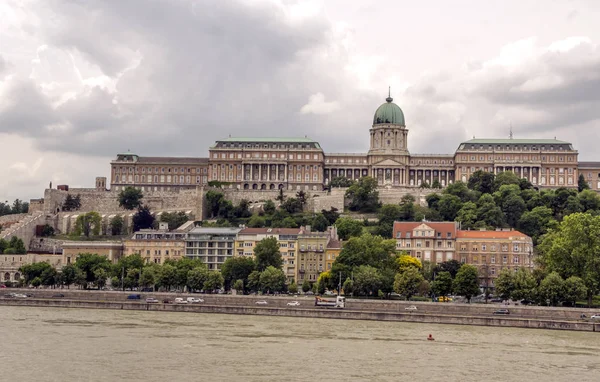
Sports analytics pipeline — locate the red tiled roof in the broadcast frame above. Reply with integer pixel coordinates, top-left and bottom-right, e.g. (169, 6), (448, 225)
(238, 228), (301, 235)
(457, 230), (529, 239)
(392, 221), (458, 238)
(327, 239), (342, 249)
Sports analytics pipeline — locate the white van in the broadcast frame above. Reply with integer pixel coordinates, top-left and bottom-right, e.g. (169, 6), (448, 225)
(174, 298), (188, 304)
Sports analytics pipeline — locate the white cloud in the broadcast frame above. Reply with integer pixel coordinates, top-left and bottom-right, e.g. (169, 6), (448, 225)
(300, 92), (340, 115)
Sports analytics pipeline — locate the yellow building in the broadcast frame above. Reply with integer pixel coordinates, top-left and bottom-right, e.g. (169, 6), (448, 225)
(296, 226), (339, 284)
(325, 237), (342, 272)
(62, 241), (124, 265)
(235, 228), (300, 282)
(123, 229), (186, 264)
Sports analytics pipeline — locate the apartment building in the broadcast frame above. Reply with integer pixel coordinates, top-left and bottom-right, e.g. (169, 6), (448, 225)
(456, 229), (533, 287)
(392, 222), (458, 264)
(185, 227), (241, 270)
(235, 227), (300, 282)
(296, 226), (339, 284)
(123, 229), (186, 265)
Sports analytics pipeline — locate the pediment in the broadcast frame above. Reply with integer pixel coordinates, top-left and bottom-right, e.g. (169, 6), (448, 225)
(373, 158), (403, 166)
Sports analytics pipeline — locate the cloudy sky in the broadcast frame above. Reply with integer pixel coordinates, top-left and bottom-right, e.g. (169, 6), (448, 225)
(1, 0), (600, 202)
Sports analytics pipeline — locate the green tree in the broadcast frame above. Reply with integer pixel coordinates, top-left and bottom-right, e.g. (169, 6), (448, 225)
(5, 236), (27, 254)
(40, 266), (58, 287)
(204, 271), (224, 292)
(139, 267), (157, 290)
(247, 270), (262, 292)
(476, 194), (504, 227)
(494, 268), (515, 301)
(493, 171), (521, 192)
(502, 193), (526, 228)
(431, 179), (442, 189)
(346, 176), (380, 212)
(74, 253), (111, 286)
(578, 174), (590, 192)
(133, 205), (155, 231)
(233, 279), (244, 292)
(578, 189), (600, 212)
(205, 190), (225, 218)
(118, 186), (144, 210)
(563, 276), (587, 306)
(41, 224), (55, 237)
(321, 207), (340, 225)
(444, 181), (476, 202)
(247, 215), (266, 228)
(538, 272), (565, 306)
(259, 266), (286, 293)
(187, 266), (209, 292)
(160, 211), (189, 231)
(60, 263), (78, 288)
(263, 200), (276, 215)
(311, 213), (329, 232)
(334, 217), (363, 240)
(353, 265), (382, 296)
(109, 215), (124, 236)
(31, 277), (42, 288)
(254, 237), (283, 272)
(330, 176), (355, 188)
(74, 211), (102, 237)
(94, 268), (108, 289)
(518, 206), (555, 244)
(452, 264), (480, 302)
(288, 281), (298, 294)
(280, 198), (303, 214)
(393, 267), (425, 300)
(62, 194), (82, 211)
(156, 264), (177, 291)
(456, 202), (478, 229)
(433, 260), (462, 279)
(431, 271), (452, 298)
(539, 213), (600, 306)
(221, 256), (256, 291)
(376, 204), (403, 238)
(19, 262), (53, 285)
(302, 279), (311, 293)
(511, 268), (537, 301)
(342, 277), (354, 296)
(437, 194), (463, 221)
(468, 170), (495, 194)
(332, 233), (397, 284)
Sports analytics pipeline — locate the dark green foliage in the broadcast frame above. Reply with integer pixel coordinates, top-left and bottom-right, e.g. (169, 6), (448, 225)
(578, 174), (590, 192)
(118, 187), (144, 210)
(62, 194), (82, 211)
(254, 237), (283, 272)
(133, 206), (155, 231)
(329, 176), (355, 188)
(346, 177), (380, 212)
(160, 211), (189, 231)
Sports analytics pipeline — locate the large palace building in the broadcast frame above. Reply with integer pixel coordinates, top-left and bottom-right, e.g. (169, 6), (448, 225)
(109, 94), (600, 192)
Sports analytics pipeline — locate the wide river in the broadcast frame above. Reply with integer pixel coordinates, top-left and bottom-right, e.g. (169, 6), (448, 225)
(1, 306), (598, 381)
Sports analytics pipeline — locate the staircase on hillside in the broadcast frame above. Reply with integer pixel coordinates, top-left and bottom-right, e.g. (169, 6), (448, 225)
(0, 211), (46, 249)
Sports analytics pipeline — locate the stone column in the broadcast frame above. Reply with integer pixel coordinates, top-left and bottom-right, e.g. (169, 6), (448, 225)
(276, 165), (279, 181)
(259, 164), (262, 181)
(250, 165), (253, 181)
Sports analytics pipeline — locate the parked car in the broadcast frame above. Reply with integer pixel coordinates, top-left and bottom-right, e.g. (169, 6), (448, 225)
(127, 294), (141, 300)
(174, 298), (188, 304)
(590, 314), (600, 321)
(52, 294), (65, 298)
(162, 299), (171, 304)
(146, 297), (159, 303)
(14, 293), (28, 298)
(287, 301), (300, 306)
(255, 300), (268, 305)
(490, 298), (503, 303)
(493, 309), (510, 315)
(405, 305), (418, 311)
(186, 297), (204, 303)
(437, 296), (453, 302)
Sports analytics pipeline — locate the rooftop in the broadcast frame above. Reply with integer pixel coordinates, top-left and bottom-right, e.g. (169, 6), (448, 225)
(393, 221), (458, 235)
(578, 162), (600, 168)
(216, 137), (318, 143)
(456, 230), (530, 239)
(238, 228), (302, 235)
(461, 138), (569, 145)
(188, 227), (242, 235)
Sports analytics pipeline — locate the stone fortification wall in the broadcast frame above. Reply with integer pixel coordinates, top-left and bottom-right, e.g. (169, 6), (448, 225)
(43, 188), (200, 216)
(0, 213), (29, 226)
(378, 187), (428, 206)
(220, 188), (343, 214)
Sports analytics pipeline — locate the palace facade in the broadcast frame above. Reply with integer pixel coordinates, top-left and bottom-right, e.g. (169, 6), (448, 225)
(108, 94), (600, 192)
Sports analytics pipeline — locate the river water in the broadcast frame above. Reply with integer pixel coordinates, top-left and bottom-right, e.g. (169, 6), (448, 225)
(0, 306), (598, 382)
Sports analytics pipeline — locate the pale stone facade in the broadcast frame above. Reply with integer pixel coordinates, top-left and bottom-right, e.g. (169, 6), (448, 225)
(123, 229), (186, 264)
(104, 93), (595, 194)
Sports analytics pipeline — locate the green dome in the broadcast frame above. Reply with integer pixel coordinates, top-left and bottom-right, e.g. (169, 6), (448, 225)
(373, 95), (405, 126)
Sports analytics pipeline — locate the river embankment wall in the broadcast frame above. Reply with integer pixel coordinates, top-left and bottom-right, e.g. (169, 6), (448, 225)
(1, 291), (598, 332)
